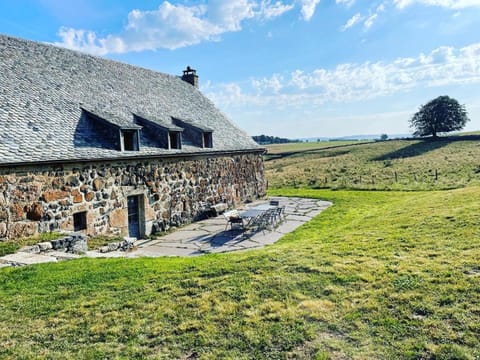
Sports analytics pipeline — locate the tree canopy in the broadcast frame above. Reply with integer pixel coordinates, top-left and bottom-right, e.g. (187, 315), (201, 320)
(410, 96), (469, 138)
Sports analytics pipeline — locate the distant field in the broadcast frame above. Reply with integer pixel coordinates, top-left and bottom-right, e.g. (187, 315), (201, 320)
(265, 140), (369, 155)
(1, 187), (479, 359)
(265, 136), (480, 190)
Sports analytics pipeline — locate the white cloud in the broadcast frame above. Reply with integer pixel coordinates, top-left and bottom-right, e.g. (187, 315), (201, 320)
(341, 13), (363, 30)
(363, 13), (378, 29)
(258, 0), (295, 19)
(206, 42), (480, 109)
(336, 0), (356, 7)
(299, 0), (321, 21)
(251, 73), (284, 93)
(54, 0), (295, 55)
(207, 0), (255, 31)
(340, 2), (386, 32)
(363, 3), (386, 29)
(393, 0), (480, 9)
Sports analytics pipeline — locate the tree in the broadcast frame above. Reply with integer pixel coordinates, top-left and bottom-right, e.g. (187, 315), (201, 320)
(380, 134), (388, 141)
(410, 96), (469, 138)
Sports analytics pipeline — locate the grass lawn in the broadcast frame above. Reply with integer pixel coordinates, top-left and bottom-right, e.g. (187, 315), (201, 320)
(1, 186), (479, 359)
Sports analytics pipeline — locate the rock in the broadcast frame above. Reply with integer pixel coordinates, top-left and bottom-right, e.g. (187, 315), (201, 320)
(109, 209), (127, 228)
(93, 178), (104, 191)
(10, 222), (37, 238)
(108, 242), (119, 251)
(45, 211), (54, 220)
(38, 241), (53, 251)
(67, 176), (80, 187)
(10, 204), (25, 221)
(41, 190), (69, 202)
(70, 234), (87, 253)
(85, 192), (95, 202)
(71, 189), (83, 203)
(51, 238), (65, 250)
(120, 237), (136, 251)
(51, 178), (65, 189)
(0, 209), (7, 221)
(26, 202), (44, 221)
(99, 246), (110, 253)
(0, 222), (7, 237)
(20, 245), (40, 254)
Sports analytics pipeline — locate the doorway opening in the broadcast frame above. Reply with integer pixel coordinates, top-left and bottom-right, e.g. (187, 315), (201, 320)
(127, 195), (145, 238)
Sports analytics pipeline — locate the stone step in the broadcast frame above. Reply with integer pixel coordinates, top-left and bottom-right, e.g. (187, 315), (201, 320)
(0, 252), (58, 266)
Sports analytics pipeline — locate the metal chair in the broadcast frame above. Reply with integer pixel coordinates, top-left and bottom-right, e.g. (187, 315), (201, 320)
(223, 210), (244, 230)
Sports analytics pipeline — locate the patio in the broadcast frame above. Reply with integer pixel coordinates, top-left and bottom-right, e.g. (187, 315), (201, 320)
(0, 197), (332, 266)
(89, 196), (332, 258)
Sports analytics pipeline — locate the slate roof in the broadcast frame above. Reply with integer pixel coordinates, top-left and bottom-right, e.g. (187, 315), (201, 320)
(0, 34), (262, 165)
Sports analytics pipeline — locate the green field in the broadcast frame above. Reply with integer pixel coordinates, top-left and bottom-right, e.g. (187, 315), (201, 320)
(265, 136), (480, 190)
(1, 137), (480, 359)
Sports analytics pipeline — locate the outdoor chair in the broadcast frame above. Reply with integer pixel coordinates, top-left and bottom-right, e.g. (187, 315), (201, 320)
(223, 210), (244, 230)
(242, 214), (264, 237)
(243, 211), (274, 238)
(274, 206), (286, 223)
(268, 200), (285, 225)
(264, 208), (278, 228)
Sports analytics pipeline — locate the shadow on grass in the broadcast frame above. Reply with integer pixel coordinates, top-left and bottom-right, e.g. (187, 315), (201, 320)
(373, 135), (480, 161)
(266, 149), (351, 162)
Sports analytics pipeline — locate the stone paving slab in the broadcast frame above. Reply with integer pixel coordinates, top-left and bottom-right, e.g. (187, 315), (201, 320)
(1, 252), (58, 265)
(249, 231), (282, 246)
(305, 209), (325, 218)
(129, 245), (202, 257)
(275, 220), (307, 234)
(84, 250), (127, 258)
(285, 214), (313, 222)
(160, 229), (210, 242)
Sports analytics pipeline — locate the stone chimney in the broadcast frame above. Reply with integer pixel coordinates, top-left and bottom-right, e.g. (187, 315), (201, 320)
(181, 66), (199, 88)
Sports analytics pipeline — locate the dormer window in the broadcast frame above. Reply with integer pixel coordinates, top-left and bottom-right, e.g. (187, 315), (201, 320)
(133, 113), (184, 150)
(121, 129), (140, 151)
(81, 108), (142, 152)
(169, 131), (182, 149)
(172, 117), (213, 149)
(203, 132), (213, 148)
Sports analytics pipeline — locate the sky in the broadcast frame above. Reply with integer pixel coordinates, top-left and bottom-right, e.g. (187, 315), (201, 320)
(1, 0), (480, 138)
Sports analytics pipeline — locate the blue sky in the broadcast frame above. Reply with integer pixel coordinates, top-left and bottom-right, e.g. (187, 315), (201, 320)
(1, 0), (480, 138)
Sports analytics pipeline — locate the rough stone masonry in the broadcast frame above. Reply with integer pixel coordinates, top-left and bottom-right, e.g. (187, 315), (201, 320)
(0, 153), (266, 240)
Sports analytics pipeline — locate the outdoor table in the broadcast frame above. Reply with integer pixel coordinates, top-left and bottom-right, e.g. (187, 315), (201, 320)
(239, 204), (276, 219)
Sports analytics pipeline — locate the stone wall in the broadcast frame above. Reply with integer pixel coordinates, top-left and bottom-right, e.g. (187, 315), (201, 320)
(0, 152), (266, 240)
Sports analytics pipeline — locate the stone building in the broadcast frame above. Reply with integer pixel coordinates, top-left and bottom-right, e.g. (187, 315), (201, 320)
(0, 34), (266, 240)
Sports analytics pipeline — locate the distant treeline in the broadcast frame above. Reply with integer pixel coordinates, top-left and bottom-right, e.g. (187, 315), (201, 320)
(252, 135), (301, 145)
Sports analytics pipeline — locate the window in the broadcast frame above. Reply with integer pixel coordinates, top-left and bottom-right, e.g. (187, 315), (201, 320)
(122, 130), (139, 151)
(169, 132), (181, 149)
(203, 132), (213, 148)
(73, 211), (87, 232)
